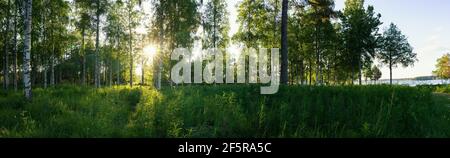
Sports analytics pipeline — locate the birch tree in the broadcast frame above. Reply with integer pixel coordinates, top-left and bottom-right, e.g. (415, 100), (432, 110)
(23, 0), (32, 99)
(2, 0), (11, 90)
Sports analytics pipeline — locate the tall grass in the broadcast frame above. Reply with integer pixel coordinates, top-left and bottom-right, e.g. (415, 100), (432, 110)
(128, 85), (449, 138)
(0, 85), (141, 138)
(417, 84), (450, 94)
(0, 85), (448, 138)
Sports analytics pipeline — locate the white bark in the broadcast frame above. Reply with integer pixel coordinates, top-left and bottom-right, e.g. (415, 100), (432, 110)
(95, 1), (101, 88)
(23, 0), (33, 99)
(116, 31), (121, 85)
(50, 44), (55, 86)
(3, 0), (11, 90)
(81, 28), (86, 85)
(109, 60), (112, 87)
(13, 0), (18, 91)
(128, 4), (133, 87)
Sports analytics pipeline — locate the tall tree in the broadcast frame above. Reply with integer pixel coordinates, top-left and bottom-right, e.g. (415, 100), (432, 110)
(40, 0), (48, 88)
(371, 65), (381, 83)
(363, 65), (373, 83)
(341, 0), (381, 85)
(378, 23), (417, 85)
(46, 0), (70, 86)
(433, 53), (450, 79)
(280, 0), (288, 84)
(151, 0), (165, 90)
(94, 0), (107, 88)
(289, 1), (307, 84)
(150, 0), (199, 89)
(2, 0), (11, 90)
(292, 5), (316, 85)
(308, 0), (336, 85)
(234, 0), (284, 83)
(12, 0), (19, 91)
(125, 0), (140, 87)
(23, 0), (32, 99)
(105, 0), (126, 86)
(201, 0), (230, 49)
(75, 1), (92, 86)
(75, 0), (108, 87)
(235, 0), (294, 50)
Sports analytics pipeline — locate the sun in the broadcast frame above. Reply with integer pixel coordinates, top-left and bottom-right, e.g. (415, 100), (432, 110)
(143, 45), (157, 61)
(135, 45), (158, 77)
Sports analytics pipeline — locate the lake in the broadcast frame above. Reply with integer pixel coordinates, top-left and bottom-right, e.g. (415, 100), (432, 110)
(363, 79), (450, 86)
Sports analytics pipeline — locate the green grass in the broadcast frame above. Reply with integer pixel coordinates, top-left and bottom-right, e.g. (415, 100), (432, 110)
(436, 85), (450, 94)
(417, 84), (450, 94)
(0, 85), (449, 138)
(0, 85), (141, 137)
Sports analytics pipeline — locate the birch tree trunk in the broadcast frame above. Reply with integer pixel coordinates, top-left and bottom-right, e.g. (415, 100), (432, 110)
(23, 0), (33, 99)
(44, 66), (47, 88)
(81, 28), (86, 85)
(95, 0), (101, 88)
(41, 0), (47, 88)
(117, 61), (120, 85)
(50, 43), (55, 86)
(13, 0), (18, 91)
(109, 59), (112, 87)
(156, 54), (162, 89)
(141, 59), (144, 86)
(154, 14), (163, 90)
(358, 55), (362, 85)
(128, 5), (133, 87)
(117, 34), (121, 85)
(3, 0), (11, 90)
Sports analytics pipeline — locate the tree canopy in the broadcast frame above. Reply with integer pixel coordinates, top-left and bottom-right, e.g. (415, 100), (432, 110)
(378, 23), (417, 84)
(0, 0), (422, 99)
(433, 53), (450, 79)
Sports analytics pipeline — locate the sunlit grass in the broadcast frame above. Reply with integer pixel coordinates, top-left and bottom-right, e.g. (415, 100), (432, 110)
(130, 85), (450, 138)
(0, 85), (448, 138)
(0, 85), (142, 138)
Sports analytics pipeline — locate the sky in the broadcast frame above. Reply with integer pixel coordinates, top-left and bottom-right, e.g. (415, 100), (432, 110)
(226, 0), (450, 79)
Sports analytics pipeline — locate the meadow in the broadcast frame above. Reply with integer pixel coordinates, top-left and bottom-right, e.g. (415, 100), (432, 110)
(0, 85), (449, 138)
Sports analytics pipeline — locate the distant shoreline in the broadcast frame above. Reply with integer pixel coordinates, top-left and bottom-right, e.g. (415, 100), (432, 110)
(363, 78), (450, 86)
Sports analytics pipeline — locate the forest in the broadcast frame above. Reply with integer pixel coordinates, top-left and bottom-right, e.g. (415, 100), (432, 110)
(0, 0), (449, 138)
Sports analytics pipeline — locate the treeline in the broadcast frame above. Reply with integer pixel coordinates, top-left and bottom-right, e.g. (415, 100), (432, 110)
(0, 0), (417, 99)
(0, 0), (146, 98)
(233, 0), (416, 85)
